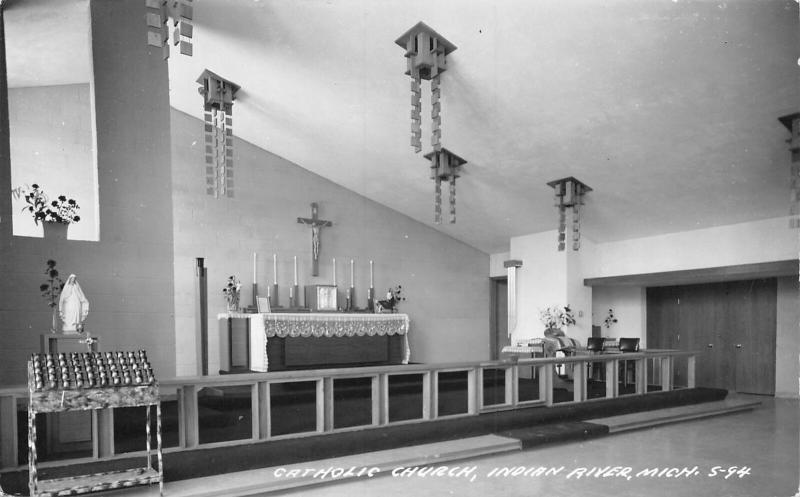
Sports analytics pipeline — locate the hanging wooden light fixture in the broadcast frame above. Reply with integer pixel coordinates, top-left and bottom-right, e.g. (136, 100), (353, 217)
(145, 0), (194, 59)
(424, 148), (467, 224)
(547, 177), (592, 251)
(395, 22), (457, 154)
(197, 70), (240, 198)
(397, 23), (466, 224)
(778, 112), (800, 229)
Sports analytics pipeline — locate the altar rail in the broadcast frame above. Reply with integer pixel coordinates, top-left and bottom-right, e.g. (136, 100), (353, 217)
(0, 349), (696, 470)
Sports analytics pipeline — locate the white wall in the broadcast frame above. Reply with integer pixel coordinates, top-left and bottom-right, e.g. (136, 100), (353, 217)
(591, 286), (647, 344)
(591, 217), (797, 277)
(586, 217), (797, 397)
(509, 217), (797, 396)
(170, 110), (490, 376)
(508, 231), (592, 343)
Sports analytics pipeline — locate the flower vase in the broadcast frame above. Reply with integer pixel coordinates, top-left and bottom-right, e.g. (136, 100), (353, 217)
(544, 327), (564, 339)
(227, 296), (240, 313)
(42, 222), (68, 241)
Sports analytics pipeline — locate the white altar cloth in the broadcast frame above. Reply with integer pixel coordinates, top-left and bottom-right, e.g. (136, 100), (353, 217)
(219, 312), (411, 372)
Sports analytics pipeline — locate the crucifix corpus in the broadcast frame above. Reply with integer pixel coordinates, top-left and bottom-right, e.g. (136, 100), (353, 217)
(297, 202), (333, 277)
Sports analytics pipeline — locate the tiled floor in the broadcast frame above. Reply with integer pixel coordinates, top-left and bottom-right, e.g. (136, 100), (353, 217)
(286, 394), (798, 497)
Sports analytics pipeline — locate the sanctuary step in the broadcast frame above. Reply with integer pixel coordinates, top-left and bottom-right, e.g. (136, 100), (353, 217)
(79, 397), (759, 497)
(100, 435), (522, 497)
(586, 398), (761, 433)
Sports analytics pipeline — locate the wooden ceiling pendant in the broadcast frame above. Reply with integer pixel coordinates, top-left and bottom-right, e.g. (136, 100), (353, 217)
(397, 23), (466, 224)
(547, 177), (592, 251)
(395, 22), (457, 154)
(197, 70), (240, 198)
(146, 0), (194, 59)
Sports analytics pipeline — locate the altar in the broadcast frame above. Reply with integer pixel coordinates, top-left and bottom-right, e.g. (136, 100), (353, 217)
(218, 312), (411, 372)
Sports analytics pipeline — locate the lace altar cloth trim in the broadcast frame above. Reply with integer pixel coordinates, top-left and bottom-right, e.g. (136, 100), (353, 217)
(259, 313), (410, 338)
(220, 313), (411, 371)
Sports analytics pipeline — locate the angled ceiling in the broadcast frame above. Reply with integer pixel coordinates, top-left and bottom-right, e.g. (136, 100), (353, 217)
(6, 1), (796, 254)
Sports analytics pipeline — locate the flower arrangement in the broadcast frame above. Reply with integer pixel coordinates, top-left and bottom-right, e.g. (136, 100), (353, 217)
(538, 304), (575, 330)
(222, 275), (242, 311)
(20, 184), (81, 225)
(377, 285), (406, 313)
(603, 308), (618, 328)
(40, 259), (64, 308)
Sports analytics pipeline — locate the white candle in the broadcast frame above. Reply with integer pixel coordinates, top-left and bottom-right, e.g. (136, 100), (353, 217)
(332, 258), (336, 285)
(350, 259), (354, 288)
(293, 256), (298, 285)
(273, 254), (277, 285)
(369, 260), (374, 288)
(253, 252), (257, 284)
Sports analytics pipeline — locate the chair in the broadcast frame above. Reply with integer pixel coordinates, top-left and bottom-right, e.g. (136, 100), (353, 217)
(586, 337), (607, 380)
(587, 337), (605, 352)
(618, 337), (640, 352)
(618, 337), (640, 387)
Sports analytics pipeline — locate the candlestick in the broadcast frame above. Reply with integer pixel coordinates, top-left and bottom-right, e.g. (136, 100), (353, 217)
(369, 260), (374, 288)
(332, 257), (336, 285)
(273, 254), (277, 285)
(350, 259), (354, 288)
(293, 256), (298, 285)
(253, 252), (257, 284)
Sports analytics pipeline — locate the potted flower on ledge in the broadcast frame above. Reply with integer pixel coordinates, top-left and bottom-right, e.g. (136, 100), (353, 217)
(538, 304), (576, 338)
(22, 184), (80, 240)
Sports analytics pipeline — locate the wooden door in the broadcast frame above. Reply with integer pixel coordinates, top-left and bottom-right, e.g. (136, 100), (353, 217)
(646, 279), (776, 394)
(646, 286), (681, 349)
(490, 278), (509, 360)
(730, 279), (776, 394)
(681, 282), (730, 390)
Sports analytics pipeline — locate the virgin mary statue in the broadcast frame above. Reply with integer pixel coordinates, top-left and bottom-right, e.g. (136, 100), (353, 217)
(59, 274), (90, 334)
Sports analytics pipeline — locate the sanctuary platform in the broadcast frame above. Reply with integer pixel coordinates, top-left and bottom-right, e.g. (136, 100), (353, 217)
(1, 348), (709, 495)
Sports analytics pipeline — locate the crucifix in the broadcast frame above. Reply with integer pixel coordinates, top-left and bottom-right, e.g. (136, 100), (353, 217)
(297, 202), (333, 277)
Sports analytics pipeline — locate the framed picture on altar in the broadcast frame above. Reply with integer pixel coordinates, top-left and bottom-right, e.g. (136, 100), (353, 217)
(256, 296), (271, 313)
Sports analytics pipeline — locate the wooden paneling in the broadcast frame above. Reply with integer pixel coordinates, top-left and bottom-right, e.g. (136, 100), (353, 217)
(733, 279), (777, 394)
(646, 279), (777, 394)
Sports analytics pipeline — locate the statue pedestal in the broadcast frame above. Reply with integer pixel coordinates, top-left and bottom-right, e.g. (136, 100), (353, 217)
(40, 334), (99, 355)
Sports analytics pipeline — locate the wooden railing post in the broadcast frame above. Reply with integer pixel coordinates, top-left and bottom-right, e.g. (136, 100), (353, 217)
(179, 385), (199, 448)
(93, 409), (114, 458)
(605, 359), (618, 398)
(321, 378), (332, 432)
(573, 361), (586, 402)
(422, 371), (432, 420)
(250, 383), (259, 440)
(257, 382), (269, 439)
(541, 365), (553, 406)
(660, 357), (673, 391)
(635, 358), (647, 394)
(467, 368), (477, 414)
(372, 374), (383, 426)
(687, 355), (696, 388)
(509, 366), (518, 406)
(0, 394), (18, 468)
